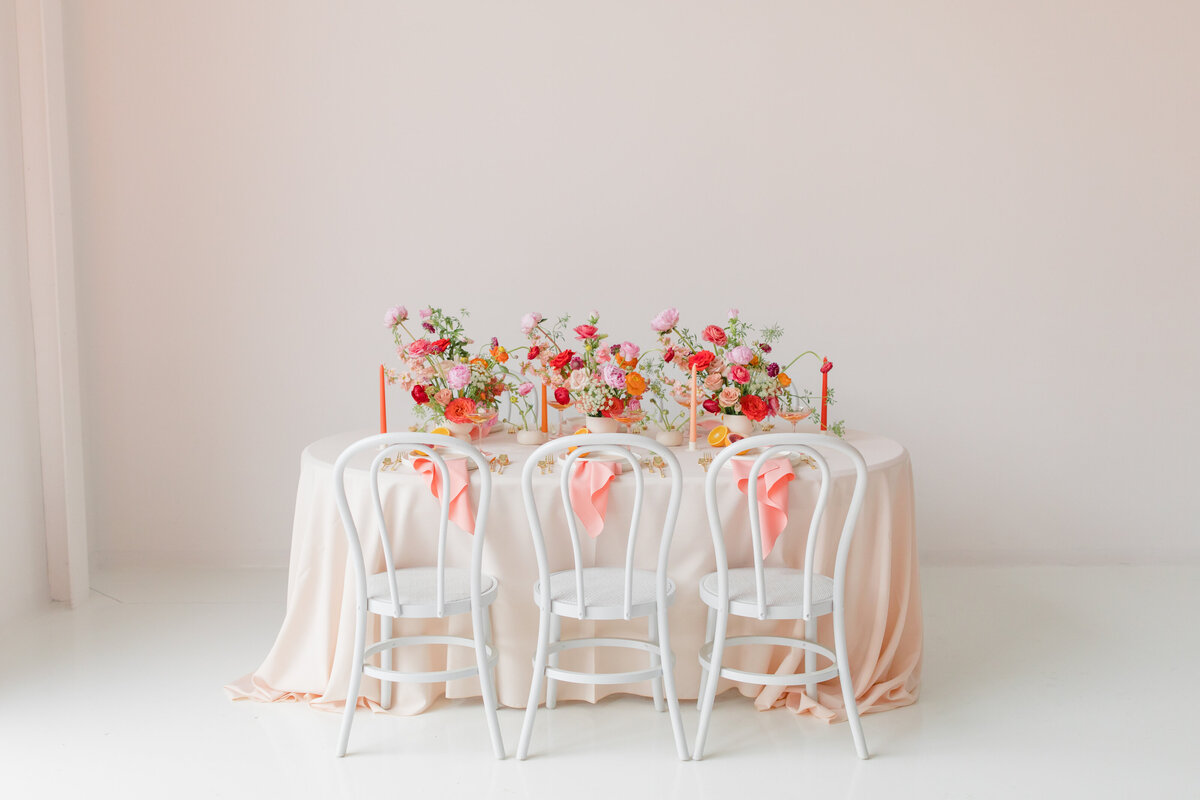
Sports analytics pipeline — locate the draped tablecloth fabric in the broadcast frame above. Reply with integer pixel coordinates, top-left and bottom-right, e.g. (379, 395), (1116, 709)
(226, 429), (921, 723)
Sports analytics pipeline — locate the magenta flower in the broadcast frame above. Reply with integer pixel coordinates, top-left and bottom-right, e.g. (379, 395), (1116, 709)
(821, 360), (833, 374)
(766, 362), (780, 378)
(702, 398), (720, 414)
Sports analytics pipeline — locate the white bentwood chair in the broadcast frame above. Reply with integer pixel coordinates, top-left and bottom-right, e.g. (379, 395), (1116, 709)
(516, 433), (690, 761)
(693, 433), (871, 760)
(333, 432), (504, 759)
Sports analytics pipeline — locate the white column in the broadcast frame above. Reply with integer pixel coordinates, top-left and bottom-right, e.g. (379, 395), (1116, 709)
(15, 0), (88, 606)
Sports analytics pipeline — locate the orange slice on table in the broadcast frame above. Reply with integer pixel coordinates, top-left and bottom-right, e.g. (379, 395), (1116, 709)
(707, 425), (730, 448)
(430, 427), (451, 436)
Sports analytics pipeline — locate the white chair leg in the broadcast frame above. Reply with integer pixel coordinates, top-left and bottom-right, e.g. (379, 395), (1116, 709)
(804, 616), (818, 702)
(482, 605), (499, 697)
(833, 604), (869, 760)
(380, 614), (393, 711)
(545, 614), (561, 710)
(648, 613), (665, 712)
(335, 604), (368, 757)
(692, 605), (729, 761)
(697, 606), (716, 709)
(472, 600), (506, 760)
(656, 603), (690, 761)
(517, 607), (553, 760)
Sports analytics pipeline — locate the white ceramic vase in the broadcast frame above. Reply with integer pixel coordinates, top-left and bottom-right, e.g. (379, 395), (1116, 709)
(584, 415), (619, 434)
(444, 421), (474, 440)
(655, 430), (683, 447)
(722, 413), (754, 437)
(516, 429), (546, 445)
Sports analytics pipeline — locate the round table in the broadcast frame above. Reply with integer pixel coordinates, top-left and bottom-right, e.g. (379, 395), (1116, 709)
(227, 429), (922, 723)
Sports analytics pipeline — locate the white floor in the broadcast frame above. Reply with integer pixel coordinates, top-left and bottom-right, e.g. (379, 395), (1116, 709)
(2, 566), (1198, 799)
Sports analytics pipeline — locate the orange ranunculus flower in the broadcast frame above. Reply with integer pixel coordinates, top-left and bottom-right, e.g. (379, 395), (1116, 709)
(751, 355), (760, 366)
(625, 371), (647, 396)
(469, 357), (488, 368)
(778, 372), (792, 388)
(490, 346), (509, 363)
(444, 397), (477, 424)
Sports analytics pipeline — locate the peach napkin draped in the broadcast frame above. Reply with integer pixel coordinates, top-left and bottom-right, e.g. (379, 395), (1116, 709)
(411, 455), (474, 534)
(729, 456), (795, 558)
(567, 460), (623, 537)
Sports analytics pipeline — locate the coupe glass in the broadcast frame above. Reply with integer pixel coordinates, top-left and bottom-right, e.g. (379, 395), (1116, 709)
(465, 406), (498, 440)
(547, 400), (570, 437)
(611, 409), (645, 434)
(778, 399), (813, 433)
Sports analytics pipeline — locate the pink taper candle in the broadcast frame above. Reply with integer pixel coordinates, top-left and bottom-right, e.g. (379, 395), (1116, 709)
(820, 358), (832, 431)
(689, 365), (698, 451)
(379, 364), (388, 434)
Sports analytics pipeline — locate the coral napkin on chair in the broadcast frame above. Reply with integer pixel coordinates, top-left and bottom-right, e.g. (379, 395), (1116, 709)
(730, 457), (795, 557)
(411, 455), (475, 534)
(568, 460), (623, 537)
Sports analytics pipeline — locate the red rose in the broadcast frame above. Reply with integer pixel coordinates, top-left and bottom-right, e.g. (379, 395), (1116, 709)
(431, 338), (451, 353)
(549, 349), (575, 371)
(739, 394), (768, 421)
(687, 350), (715, 371)
(554, 387), (570, 405)
(574, 324), (598, 340)
(820, 359), (833, 374)
(702, 398), (720, 414)
(527, 345), (540, 360)
(411, 385), (429, 404)
(663, 347), (675, 363)
(702, 325), (727, 347)
(602, 396), (625, 417)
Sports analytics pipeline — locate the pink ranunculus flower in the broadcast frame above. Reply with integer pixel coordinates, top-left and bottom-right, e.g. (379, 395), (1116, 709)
(702, 325), (728, 347)
(619, 341), (640, 361)
(434, 389), (452, 406)
(384, 306), (408, 327)
(521, 312), (543, 335)
(730, 365), (750, 384)
(727, 308), (739, 319)
(704, 372), (724, 391)
(518, 381), (534, 396)
(568, 369), (589, 391)
(596, 348), (610, 363)
(419, 307), (432, 319)
(600, 363), (626, 389)
(446, 364), (472, 390)
(574, 324), (598, 340)
(728, 345), (753, 365)
(408, 340), (433, 357)
(650, 307), (679, 332)
(766, 395), (780, 416)
(718, 385), (741, 408)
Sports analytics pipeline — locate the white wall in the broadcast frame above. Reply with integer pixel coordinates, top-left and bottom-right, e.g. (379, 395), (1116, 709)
(61, 1), (1200, 567)
(0, 0), (49, 619)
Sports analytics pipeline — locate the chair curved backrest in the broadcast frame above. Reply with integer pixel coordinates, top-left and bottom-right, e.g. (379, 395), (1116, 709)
(520, 433), (683, 620)
(332, 432), (492, 618)
(705, 433), (869, 621)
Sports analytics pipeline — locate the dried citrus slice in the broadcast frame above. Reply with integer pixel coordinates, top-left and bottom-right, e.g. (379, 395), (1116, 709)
(707, 425), (730, 448)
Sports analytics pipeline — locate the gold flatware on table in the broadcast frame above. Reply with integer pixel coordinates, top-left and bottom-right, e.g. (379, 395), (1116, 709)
(698, 452), (714, 472)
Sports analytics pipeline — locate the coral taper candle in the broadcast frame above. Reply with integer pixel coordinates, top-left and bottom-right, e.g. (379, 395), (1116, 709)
(540, 383), (548, 434)
(689, 365), (698, 451)
(820, 358), (832, 432)
(379, 364), (388, 434)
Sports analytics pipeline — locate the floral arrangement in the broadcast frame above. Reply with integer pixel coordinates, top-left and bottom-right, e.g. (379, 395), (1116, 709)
(385, 305), (509, 425)
(519, 311), (646, 419)
(638, 352), (691, 432)
(651, 307), (827, 425)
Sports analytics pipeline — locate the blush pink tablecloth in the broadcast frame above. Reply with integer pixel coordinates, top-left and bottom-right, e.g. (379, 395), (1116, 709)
(226, 429), (921, 723)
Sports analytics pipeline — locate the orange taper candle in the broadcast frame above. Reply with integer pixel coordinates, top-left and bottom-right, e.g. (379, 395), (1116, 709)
(689, 365), (698, 451)
(379, 364), (388, 434)
(540, 383), (548, 434)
